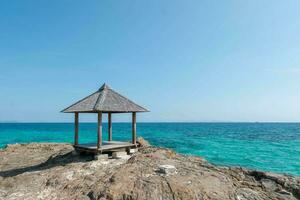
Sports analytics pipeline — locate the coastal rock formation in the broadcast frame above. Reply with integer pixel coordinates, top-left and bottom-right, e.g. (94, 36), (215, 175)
(0, 140), (299, 200)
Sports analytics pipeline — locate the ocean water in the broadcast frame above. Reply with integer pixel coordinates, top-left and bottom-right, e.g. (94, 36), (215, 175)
(0, 123), (299, 176)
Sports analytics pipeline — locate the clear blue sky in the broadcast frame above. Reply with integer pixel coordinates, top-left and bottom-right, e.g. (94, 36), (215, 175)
(0, 0), (300, 122)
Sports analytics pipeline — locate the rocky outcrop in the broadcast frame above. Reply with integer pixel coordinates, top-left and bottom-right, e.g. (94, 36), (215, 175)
(137, 137), (151, 147)
(0, 142), (299, 200)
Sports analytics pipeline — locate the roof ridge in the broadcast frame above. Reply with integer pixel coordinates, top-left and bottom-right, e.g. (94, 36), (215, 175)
(93, 88), (107, 110)
(99, 83), (111, 90)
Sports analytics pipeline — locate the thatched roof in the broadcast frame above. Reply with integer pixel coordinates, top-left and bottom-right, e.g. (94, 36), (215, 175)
(62, 84), (149, 113)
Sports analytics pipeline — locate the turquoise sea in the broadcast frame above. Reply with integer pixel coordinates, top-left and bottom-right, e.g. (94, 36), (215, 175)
(0, 123), (299, 176)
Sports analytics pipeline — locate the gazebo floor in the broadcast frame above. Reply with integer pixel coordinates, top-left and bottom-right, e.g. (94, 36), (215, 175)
(74, 141), (136, 154)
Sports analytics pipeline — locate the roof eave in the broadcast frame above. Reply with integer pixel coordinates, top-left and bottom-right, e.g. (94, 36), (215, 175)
(61, 109), (150, 113)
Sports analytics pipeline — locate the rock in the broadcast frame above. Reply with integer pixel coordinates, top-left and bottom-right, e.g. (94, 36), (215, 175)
(236, 188), (262, 200)
(157, 165), (177, 175)
(94, 154), (108, 160)
(71, 150), (79, 156)
(129, 148), (138, 154)
(261, 178), (279, 191)
(112, 151), (127, 159)
(278, 189), (292, 195)
(0, 142), (299, 200)
(137, 137), (150, 147)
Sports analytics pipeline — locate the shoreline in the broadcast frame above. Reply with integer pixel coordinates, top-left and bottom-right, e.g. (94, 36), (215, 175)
(0, 140), (299, 199)
(1, 141), (299, 177)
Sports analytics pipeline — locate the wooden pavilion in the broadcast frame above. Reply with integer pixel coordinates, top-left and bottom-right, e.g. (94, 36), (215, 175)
(62, 83), (149, 154)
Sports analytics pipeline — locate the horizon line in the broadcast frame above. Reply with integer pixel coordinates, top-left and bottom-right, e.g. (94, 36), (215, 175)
(1, 121), (300, 124)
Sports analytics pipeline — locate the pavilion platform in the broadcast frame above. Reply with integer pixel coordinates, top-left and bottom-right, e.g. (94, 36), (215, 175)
(74, 141), (136, 154)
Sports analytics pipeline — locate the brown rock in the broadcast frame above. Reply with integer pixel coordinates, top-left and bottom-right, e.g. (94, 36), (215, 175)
(137, 137), (150, 147)
(0, 142), (299, 200)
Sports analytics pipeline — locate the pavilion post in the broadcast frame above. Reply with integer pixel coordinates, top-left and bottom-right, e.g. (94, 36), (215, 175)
(132, 112), (136, 144)
(74, 112), (79, 145)
(108, 113), (112, 141)
(97, 112), (102, 149)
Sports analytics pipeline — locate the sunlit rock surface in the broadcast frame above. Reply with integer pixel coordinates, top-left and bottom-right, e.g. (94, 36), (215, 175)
(0, 140), (299, 200)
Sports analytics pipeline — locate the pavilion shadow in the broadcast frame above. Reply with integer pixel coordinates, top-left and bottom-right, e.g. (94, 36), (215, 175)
(0, 151), (94, 178)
